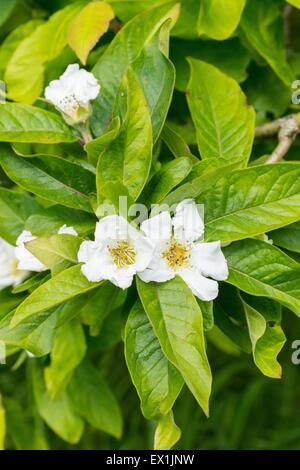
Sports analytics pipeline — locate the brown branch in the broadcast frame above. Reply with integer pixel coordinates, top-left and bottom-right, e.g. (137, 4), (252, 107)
(266, 117), (299, 164)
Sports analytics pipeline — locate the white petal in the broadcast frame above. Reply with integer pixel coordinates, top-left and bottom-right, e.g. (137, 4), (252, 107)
(133, 235), (154, 272)
(140, 212), (172, 244)
(15, 231), (46, 272)
(191, 241), (228, 281)
(81, 260), (104, 283)
(77, 240), (98, 263)
(179, 267), (219, 301)
(58, 224), (78, 236)
(138, 243), (175, 283)
(95, 215), (138, 242)
(110, 269), (135, 289)
(173, 199), (204, 242)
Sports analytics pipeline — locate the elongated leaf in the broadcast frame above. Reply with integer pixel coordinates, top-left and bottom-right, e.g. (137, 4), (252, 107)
(0, 104), (75, 143)
(0, 146), (94, 212)
(0, 188), (40, 244)
(132, 19), (176, 142)
(26, 234), (82, 269)
(137, 277), (212, 416)
(0, 0), (17, 27)
(125, 301), (183, 420)
(200, 163), (300, 243)
(161, 123), (193, 158)
(32, 363), (84, 444)
(224, 239), (300, 317)
(187, 59), (255, 163)
(68, 1), (114, 64)
(11, 265), (103, 327)
(68, 360), (123, 438)
(97, 69), (152, 202)
(154, 411), (181, 450)
(198, 0), (246, 40)
(241, 295), (286, 379)
(91, 2), (179, 135)
(45, 319), (86, 399)
(84, 117), (120, 166)
(0, 396), (5, 451)
(5, 3), (84, 103)
(241, 0), (294, 86)
(140, 157), (193, 205)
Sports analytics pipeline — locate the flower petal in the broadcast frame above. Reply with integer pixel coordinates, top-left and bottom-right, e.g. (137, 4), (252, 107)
(138, 242), (175, 283)
(77, 240), (97, 263)
(178, 267), (219, 301)
(95, 215), (138, 242)
(15, 230), (46, 272)
(140, 212), (172, 244)
(191, 241), (228, 281)
(173, 199), (204, 242)
(58, 224), (78, 236)
(133, 235), (154, 272)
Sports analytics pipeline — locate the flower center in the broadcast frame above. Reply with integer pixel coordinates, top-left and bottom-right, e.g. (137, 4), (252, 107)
(109, 241), (136, 268)
(163, 241), (190, 270)
(59, 94), (79, 118)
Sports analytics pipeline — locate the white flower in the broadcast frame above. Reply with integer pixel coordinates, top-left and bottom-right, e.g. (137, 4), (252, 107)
(15, 226), (78, 272)
(78, 215), (154, 289)
(44, 64), (100, 124)
(0, 238), (28, 289)
(15, 230), (46, 272)
(139, 199), (228, 301)
(58, 224), (78, 236)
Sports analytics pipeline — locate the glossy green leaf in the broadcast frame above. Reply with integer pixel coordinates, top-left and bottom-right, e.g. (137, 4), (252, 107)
(0, 396), (5, 451)
(84, 117), (120, 166)
(187, 59), (255, 163)
(125, 301), (183, 420)
(26, 234), (82, 269)
(198, 0), (246, 40)
(45, 319), (86, 399)
(91, 2), (179, 135)
(11, 265), (103, 327)
(137, 277), (212, 416)
(0, 0), (18, 27)
(241, 0), (294, 86)
(269, 222), (300, 254)
(224, 239), (300, 317)
(161, 123), (193, 158)
(0, 104), (76, 143)
(200, 163), (300, 243)
(68, 360), (123, 438)
(0, 146), (94, 213)
(5, 2), (84, 103)
(32, 362), (84, 444)
(68, 1), (114, 65)
(154, 411), (181, 450)
(0, 188), (40, 244)
(97, 68), (152, 202)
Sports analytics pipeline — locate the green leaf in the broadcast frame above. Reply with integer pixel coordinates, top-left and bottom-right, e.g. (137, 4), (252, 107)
(0, 188), (40, 244)
(45, 319), (86, 399)
(0, 104), (75, 143)
(154, 411), (181, 450)
(224, 239), (300, 317)
(137, 277), (212, 416)
(91, 2), (179, 135)
(241, 0), (294, 86)
(171, 37), (250, 92)
(97, 68), (152, 202)
(240, 295), (286, 379)
(0, 146), (94, 213)
(68, 1), (114, 64)
(11, 265), (103, 327)
(125, 301), (183, 420)
(84, 117), (120, 166)
(5, 2), (84, 103)
(68, 360), (123, 438)
(140, 157), (193, 205)
(161, 123), (193, 158)
(200, 163), (300, 243)
(132, 19), (177, 142)
(269, 222), (300, 254)
(0, 20), (43, 71)
(25, 205), (96, 237)
(287, 0), (300, 6)
(187, 59), (255, 163)
(32, 362), (84, 444)
(198, 0), (246, 40)
(0, 0), (18, 27)
(26, 234), (82, 269)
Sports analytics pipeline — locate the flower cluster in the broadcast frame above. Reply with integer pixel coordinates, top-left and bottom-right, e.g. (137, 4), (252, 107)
(78, 200), (228, 301)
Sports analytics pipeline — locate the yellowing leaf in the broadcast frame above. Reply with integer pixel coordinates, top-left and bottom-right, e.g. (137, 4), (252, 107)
(68, 1), (114, 65)
(0, 396), (5, 451)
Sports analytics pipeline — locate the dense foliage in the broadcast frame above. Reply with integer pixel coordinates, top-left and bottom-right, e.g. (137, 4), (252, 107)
(0, 0), (300, 451)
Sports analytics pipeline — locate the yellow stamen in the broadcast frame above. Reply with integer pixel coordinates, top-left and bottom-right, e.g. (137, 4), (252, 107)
(163, 241), (189, 270)
(109, 241), (136, 268)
